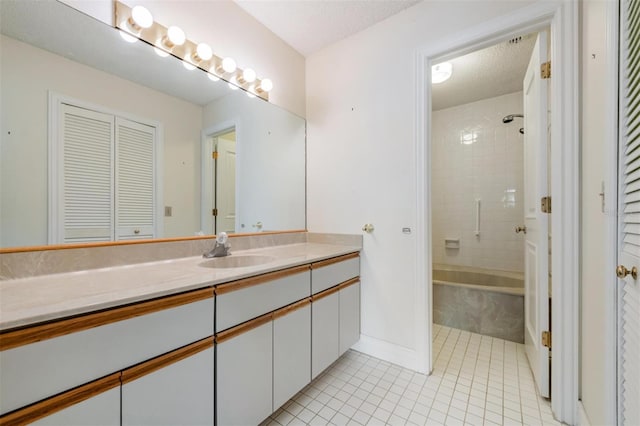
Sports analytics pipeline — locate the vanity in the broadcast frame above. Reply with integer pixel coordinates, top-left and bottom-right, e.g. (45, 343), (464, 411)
(0, 236), (361, 425)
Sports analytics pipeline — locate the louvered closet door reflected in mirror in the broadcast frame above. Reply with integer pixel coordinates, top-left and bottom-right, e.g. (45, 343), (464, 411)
(50, 101), (159, 244)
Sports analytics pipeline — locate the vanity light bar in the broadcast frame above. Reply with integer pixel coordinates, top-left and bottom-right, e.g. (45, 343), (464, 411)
(114, 1), (271, 101)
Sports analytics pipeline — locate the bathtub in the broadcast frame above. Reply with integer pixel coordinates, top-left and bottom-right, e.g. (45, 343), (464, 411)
(432, 264), (524, 343)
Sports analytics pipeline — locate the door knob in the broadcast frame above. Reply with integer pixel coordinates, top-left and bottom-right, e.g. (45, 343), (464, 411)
(515, 225), (527, 234)
(616, 265), (638, 280)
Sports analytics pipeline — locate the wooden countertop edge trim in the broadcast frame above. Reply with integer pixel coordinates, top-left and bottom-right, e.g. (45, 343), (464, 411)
(0, 372), (121, 426)
(121, 336), (214, 384)
(0, 287), (214, 351)
(215, 264), (310, 295)
(310, 252), (360, 269)
(216, 312), (273, 343)
(311, 285), (341, 302)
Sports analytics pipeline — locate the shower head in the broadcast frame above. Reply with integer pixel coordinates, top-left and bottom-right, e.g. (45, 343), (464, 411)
(502, 114), (524, 124)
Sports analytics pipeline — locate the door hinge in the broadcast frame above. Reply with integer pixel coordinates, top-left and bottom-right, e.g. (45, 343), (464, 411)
(212, 151), (218, 160)
(542, 331), (552, 349)
(212, 208), (218, 216)
(541, 196), (552, 213)
(541, 61), (551, 79)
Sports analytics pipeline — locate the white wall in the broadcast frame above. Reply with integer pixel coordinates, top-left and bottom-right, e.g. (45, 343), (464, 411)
(203, 93), (306, 233)
(306, 0), (535, 366)
(60, 0), (306, 118)
(580, 1), (613, 425)
(432, 92), (525, 273)
(0, 35), (202, 247)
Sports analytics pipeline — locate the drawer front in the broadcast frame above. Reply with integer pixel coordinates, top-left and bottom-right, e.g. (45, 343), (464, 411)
(31, 386), (120, 426)
(312, 257), (359, 294)
(216, 269), (310, 331)
(0, 296), (214, 415)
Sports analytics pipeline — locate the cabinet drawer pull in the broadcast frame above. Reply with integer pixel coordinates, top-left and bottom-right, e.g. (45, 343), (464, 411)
(216, 312), (273, 344)
(215, 265), (310, 295)
(311, 252), (359, 269)
(0, 373), (121, 425)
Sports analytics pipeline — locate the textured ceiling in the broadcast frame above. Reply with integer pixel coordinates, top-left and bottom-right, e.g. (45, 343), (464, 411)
(234, 0), (421, 56)
(432, 34), (537, 111)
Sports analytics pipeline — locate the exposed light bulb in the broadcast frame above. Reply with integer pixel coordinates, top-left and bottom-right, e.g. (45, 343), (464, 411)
(119, 30), (138, 43)
(154, 47), (169, 57)
(432, 62), (453, 84)
(228, 76), (239, 90)
(164, 26), (186, 48)
(242, 68), (256, 83)
(222, 57), (237, 73)
(259, 78), (273, 92)
(183, 61), (196, 71)
(195, 43), (213, 61)
(130, 5), (153, 29)
(208, 73), (220, 82)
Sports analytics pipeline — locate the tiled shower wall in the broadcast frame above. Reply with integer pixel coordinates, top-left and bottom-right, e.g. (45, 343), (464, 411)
(431, 92), (524, 273)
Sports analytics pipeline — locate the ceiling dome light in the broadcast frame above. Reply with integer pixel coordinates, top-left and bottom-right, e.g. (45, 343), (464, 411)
(194, 43), (213, 62)
(164, 25), (186, 48)
(432, 62), (453, 84)
(130, 5), (153, 30)
(222, 57), (237, 73)
(259, 78), (273, 92)
(242, 68), (256, 83)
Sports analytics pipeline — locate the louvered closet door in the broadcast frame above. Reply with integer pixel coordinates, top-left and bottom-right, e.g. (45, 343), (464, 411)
(115, 117), (156, 240)
(619, 1), (640, 424)
(60, 104), (114, 243)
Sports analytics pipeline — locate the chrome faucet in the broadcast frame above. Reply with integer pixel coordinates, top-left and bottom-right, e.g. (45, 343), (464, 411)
(203, 232), (231, 258)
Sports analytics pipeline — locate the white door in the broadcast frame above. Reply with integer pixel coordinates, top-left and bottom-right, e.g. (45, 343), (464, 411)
(618, 1), (640, 423)
(216, 136), (236, 233)
(523, 31), (550, 398)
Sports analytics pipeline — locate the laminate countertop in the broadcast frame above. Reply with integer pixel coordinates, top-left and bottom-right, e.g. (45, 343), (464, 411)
(0, 243), (360, 331)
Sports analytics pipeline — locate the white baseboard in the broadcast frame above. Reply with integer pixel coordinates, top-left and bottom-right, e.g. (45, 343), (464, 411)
(352, 334), (420, 371)
(578, 401), (592, 426)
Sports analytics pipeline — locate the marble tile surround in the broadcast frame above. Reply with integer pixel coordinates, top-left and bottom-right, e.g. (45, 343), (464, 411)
(433, 283), (524, 343)
(0, 232), (362, 280)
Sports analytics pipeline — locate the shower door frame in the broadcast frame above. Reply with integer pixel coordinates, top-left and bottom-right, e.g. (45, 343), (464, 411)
(414, 1), (579, 424)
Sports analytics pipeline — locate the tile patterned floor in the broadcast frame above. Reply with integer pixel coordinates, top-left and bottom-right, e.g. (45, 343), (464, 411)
(262, 325), (560, 426)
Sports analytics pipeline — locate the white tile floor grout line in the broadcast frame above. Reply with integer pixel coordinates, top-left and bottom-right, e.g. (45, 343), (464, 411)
(261, 325), (560, 426)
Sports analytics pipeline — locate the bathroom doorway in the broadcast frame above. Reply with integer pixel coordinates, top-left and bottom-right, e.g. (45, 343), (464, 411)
(201, 126), (237, 235)
(429, 29), (552, 397)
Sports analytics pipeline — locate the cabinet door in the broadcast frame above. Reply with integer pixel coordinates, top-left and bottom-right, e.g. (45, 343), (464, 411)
(122, 345), (214, 426)
(339, 281), (360, 355)
(312, 290), (340, 379)
(31, 387), (120, 426)
(217, 320), (272, 426)
(273, 303), (311, 411)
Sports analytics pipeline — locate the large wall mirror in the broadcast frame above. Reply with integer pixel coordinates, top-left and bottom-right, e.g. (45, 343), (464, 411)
(0, 0), (306, 250)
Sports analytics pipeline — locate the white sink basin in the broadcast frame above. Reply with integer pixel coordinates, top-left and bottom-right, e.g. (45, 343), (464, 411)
(199, 255), (276, 269)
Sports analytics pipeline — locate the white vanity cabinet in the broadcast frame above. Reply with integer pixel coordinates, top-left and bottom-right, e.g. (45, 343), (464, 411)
(216, 317), (273, 426)
(273, 300), (312, 410)
(310, 254), (361, 378)
(121, 339), (214, 426)
(0, 288), (215, 425)
(339, 280), (361, 355)
(311, 287), (340, 378)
